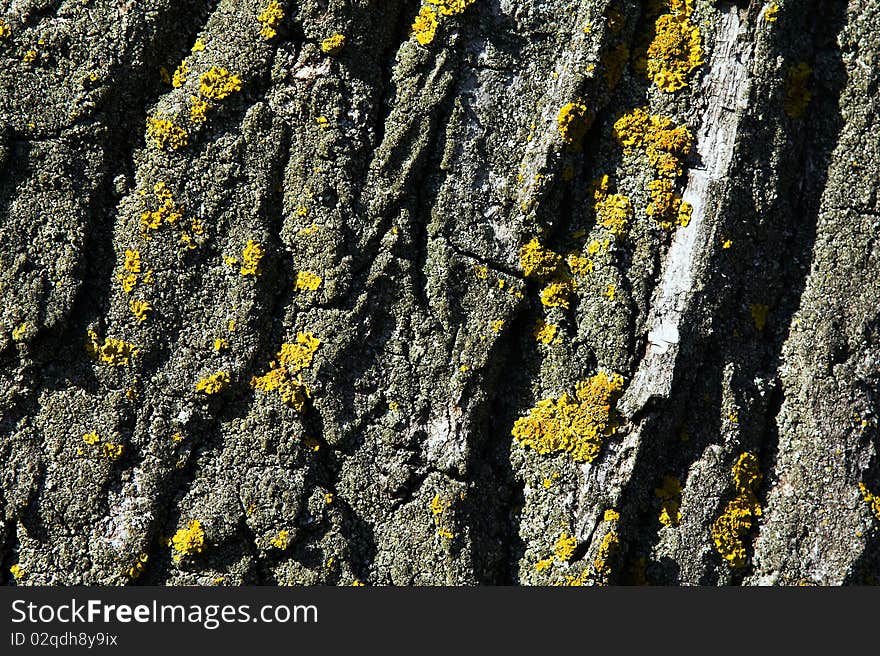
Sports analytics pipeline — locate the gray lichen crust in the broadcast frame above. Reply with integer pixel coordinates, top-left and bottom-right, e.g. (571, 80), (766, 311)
(1, 0), (879, 586)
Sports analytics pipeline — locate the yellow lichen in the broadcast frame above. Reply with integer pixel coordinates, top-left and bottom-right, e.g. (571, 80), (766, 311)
(140, 182), (184, 239)
(10, 564), (25, 581)
(171, 520), (206, 558)
(126, 553), (149, 579)
(533, 320), (558, 345)
(557, 100), (591, 147)
(240, 240), (265, 276)
(535, 557), (554, 573)
(251, 334), (321, 412)
(83, 431), (101, 446)
(594, 193), (632, 237)
(196, 371), (230, 395)
(172, 60), (188, 88)
(257, 1), (284, 39)
(0, 20), (10, 39)
(540, 278), (576, 308)
(519, 238), (563, 279)
(655, 475), (682, 527)
(23, 49), (37, 64)
(86, 330), (138, 366)
(145, 116), (189, 151)
(214, 338), (229, 352)
(604, 284), (616, 302)
(490, 319), (505, 333)
(764, 3), (780, 23)
(124, 249), (141, 273)
(101, 443), (124, 461)
(711, 452), (762, 568)
(594, 527), (619, 580)
(269, 530), (290, 550)
(12, 323), (27, 341)
(859, 483), (880, 521)
(567, 254), (594, 277)
(426, 0), (476, 16)
(294, 270), (323, 292)
(511, 370), (625, 463)
(192, 38), (206, 52)
(189, 95), (209, 124)
(647, 178), (692, 229)
(321, 33), (346, 55)
(613, 108), (693, 179)
(784, 63), (812, 119)
(199, 67), (242, 101)
(641, 2), (703, 93)
(554, 533), (578, 561)
(411, 6), (439, 46)
(129, 299), (151, 322)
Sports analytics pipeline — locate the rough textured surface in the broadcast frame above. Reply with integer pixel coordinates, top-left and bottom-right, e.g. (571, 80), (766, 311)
(1, 0), (879, 586)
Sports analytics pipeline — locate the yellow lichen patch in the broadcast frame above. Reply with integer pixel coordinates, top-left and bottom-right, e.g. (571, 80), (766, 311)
(0, 20), (10, 39)
(655, 475), (682, 527)
(519, 238), (563, 278)
(86, 330), (138, 366)
(764, 3), (780, 23)
(324, 493), (335, 505)
(101, 443), (124, 461)
(10, 564), (25, 581)
(426, 0), (476, 16)
(12, 323), (28, 341)
(269, 530), (290, 550)
(172, 60), (188, 88)
(431, 494), (448, 516)
(145, 115), (189, 151)
(199, 67), (242, 101)
(140, 182), (184, 239)
(784, 63), (812, 119)
(126, 553), (149, 579)
(251, 334), (321, 412)
(604, 284), (616, 302)
(196, 371), (230, 395)
(595, 193), (632, 237)
(641, 2), (703, 93)
(511, 370), (625, 462)
(240, 240), (265, 276)
(647, 178), (692, 229)
(129, 299), (151, 322)
(294, 270), (322, 292)
(613, 108), (693, 179)
(411, 6), (439, 45)
(859, 483), (880, 521)
(711, 452), (762, 568)
(750, 304), (769, 331)
(83, 431), (101, 446)
(535, 557), (554, 573)
(593, 524), (619, 581)
(321, 33), (346, 55)
(191, 38), (206, 53)
(189, 95), (209, 124)
(279, 333), (321, 370)
(124, 249), (141, 273)
(257, 1), (284, 40)
(557, 100), (591, 147)
(171, 520), (206, 559)
(490, 319), (505, 333)
(214, 338), (229, 352)
(567, 254), (594, 277)
(533, 320), (558, 344)
(554, 533), (578, 561)
(23, 49), (37, 64)
(540, 278), (576, 308)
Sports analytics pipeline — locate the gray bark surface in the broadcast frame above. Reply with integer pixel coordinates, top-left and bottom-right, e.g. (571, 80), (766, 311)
(1, 0), (879, 585)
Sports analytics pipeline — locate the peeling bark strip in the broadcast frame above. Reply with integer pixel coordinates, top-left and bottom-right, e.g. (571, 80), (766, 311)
(619, 4), (753, 419)
(1, 0), (880, 586)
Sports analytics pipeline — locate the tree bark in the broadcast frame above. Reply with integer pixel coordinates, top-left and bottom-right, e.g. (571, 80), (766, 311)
(1, 0), (878, 585)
